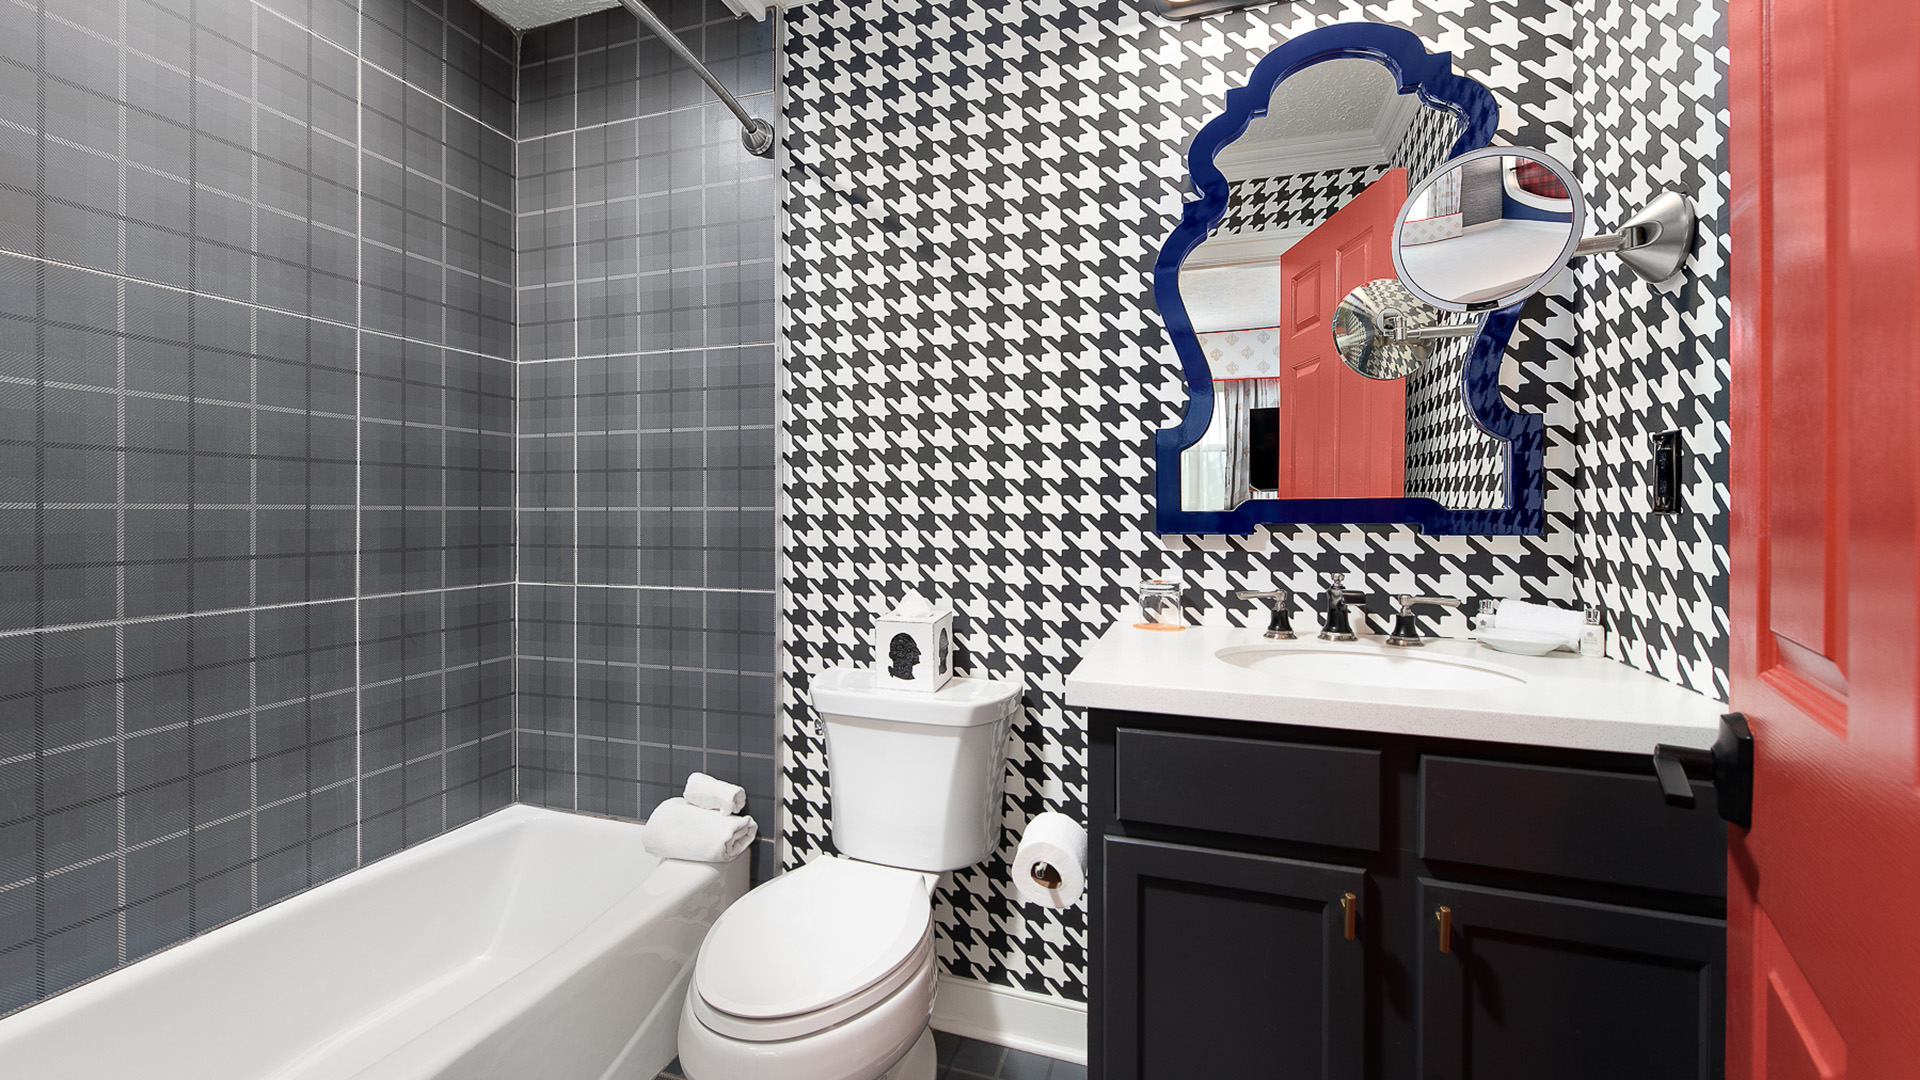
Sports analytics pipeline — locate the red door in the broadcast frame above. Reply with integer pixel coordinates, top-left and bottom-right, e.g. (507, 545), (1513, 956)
(1728, 0), (1920, 1075)
(1277, 170), (1408, 499)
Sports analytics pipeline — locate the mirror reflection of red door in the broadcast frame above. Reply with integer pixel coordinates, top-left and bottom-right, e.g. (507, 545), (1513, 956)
(1276, 169), (1408, 499)
(1728, 0), (1920, 1076)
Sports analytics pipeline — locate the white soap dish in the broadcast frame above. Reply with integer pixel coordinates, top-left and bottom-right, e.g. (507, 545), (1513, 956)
(1475, 628), (1569, 656)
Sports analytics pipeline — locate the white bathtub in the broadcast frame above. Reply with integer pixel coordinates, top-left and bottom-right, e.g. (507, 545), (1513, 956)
(0, 805), (748, 1080)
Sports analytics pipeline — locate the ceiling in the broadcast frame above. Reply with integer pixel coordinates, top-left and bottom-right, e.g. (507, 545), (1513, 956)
(1213, 59), (1422, 181)
(476, 0), (803, 31)
(473, 0), (620, 31)
(1238, 60), (1396, 145)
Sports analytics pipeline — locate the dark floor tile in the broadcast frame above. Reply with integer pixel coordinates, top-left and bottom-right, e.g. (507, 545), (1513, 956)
(1000, 1048), (1057, 1080)
(657, 1033), (1075, 1080)
(948, 1036), (1008, 1078)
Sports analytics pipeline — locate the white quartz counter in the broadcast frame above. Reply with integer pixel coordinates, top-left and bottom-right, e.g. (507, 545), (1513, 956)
(1064, 621), (1726, 755)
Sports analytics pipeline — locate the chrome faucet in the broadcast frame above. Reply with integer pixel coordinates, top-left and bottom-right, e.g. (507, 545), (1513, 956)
(1318, 574), (1366, 641)
(1235, 590), (1295, 640)
(1385, 595), (1463, 647)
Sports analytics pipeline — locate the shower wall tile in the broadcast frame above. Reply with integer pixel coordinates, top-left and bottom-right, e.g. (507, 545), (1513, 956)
(514, 2), (778, 883)
(0, 0), (515, 1015)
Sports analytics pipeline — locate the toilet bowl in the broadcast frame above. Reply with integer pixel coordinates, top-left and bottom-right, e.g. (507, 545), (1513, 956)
(677, 858), (939, 1080)
(675, 667), (1023, 1080)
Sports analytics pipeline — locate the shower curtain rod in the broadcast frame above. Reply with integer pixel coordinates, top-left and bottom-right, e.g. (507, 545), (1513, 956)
(616, 0), (776, 158)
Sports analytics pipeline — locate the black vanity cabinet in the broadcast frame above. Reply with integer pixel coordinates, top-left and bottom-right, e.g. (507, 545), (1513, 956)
(1102, 838), (1368, 1079)
(1090, 711), (1728, 1080)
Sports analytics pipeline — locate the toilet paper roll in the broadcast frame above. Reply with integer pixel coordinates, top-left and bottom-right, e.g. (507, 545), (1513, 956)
(1012, 812), (1088, 910)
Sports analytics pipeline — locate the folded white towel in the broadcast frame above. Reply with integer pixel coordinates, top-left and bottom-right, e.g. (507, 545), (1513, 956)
(643, 798), (757, 863)
(683, 771), (746, 815)
(1492, 599), (1584, 651)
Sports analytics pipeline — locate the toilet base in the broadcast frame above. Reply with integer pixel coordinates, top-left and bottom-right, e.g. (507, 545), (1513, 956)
(880, 1029), (936, 1080)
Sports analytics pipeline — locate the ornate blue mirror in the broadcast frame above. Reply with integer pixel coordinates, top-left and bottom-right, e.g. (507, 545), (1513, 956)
(1153, 22), (1544, 536)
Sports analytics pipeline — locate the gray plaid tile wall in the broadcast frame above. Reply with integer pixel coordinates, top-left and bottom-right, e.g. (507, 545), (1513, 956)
(778, 0), (1728, 1009)
(512, 2), (779, 882)
(0, 0), (517, 1014)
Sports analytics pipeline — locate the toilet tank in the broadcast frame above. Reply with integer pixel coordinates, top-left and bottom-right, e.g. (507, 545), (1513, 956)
(809, 666), (1022, 873)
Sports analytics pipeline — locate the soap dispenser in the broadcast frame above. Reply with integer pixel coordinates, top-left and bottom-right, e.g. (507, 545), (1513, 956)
(1580, 606), (1607, 658)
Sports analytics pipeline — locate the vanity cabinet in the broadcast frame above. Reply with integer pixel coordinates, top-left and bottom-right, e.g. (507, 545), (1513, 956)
(1090, 711), (1728, 1080)
(1102, 838), (1367, 1080)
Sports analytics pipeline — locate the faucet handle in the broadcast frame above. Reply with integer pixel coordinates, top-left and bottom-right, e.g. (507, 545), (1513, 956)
(1386, 596), (1463, 647)
(1236, 590), (1296, 640)
(1324, 572), (1348, 587)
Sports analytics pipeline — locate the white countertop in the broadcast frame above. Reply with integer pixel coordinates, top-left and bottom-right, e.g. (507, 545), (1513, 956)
(1064, 621), (1726, 755)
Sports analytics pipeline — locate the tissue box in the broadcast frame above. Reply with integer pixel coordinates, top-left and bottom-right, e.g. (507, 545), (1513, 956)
(874, 604), (954, 693)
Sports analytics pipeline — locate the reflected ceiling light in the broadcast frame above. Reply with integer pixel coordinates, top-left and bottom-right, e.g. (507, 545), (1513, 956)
(1144, 0), (1284, 19)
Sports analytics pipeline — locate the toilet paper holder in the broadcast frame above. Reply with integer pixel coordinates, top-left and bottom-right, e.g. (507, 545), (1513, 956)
(1030, 861), (1064, 890)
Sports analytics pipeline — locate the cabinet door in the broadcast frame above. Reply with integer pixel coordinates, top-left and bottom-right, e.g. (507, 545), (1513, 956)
(1104, 836), (1366, 1080)
(1418, 879), (1725, 1080)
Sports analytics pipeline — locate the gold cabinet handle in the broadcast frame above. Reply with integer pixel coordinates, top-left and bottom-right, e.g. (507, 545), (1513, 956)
(1341, 893), (1358, 941)
(1436, 905), (1452, 954)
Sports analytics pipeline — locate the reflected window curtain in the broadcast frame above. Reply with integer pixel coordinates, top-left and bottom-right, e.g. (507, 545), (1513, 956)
(1430, 166), (1462, 216)
(1218, 379), (1280, 508)
(1458, 156), (1503, 226)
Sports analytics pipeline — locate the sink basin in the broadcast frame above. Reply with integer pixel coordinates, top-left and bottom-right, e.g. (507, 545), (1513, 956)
(1216, 644), (1527, 692)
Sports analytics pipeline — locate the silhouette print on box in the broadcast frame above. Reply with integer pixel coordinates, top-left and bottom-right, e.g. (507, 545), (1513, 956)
(888, 633), (921, 680)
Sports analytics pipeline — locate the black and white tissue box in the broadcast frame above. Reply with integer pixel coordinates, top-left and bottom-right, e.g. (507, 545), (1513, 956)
(875, 596), (954, 693)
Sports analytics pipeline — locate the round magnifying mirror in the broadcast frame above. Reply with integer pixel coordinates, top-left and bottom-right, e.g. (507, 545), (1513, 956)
(1391, 147), (1585, 313)
(1334, 279), (1446, 379)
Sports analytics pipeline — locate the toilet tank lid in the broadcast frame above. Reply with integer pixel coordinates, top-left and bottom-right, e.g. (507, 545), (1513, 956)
(811, 666), (1022, 728)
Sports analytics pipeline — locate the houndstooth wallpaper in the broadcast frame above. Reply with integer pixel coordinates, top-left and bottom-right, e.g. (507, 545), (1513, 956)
(1569, 0), (1730, 696)
(776, 0), (1727, 1005)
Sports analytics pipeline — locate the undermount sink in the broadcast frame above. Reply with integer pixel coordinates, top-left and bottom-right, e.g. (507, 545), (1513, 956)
(1215, 643), (1528, 692)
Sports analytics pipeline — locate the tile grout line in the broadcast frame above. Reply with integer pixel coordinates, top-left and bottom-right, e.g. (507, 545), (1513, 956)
(112, 0), (131, 968)
(352, 0), (364, 871)
(568, 47), (581, 814)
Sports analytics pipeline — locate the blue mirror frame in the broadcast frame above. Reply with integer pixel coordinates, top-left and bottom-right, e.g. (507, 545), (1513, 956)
(1152, 22), (1545, 537)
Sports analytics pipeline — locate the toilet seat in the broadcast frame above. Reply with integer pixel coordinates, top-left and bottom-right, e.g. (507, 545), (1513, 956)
(691, 925), (934, 1041)
(679, 956), (937, 1080)
(691, 857), (934, 1040)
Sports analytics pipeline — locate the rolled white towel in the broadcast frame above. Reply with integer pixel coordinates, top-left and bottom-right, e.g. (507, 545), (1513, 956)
(1492, 599), (1584, 651)
(643, 798), (757, 863)
(683, 771), (746, 815)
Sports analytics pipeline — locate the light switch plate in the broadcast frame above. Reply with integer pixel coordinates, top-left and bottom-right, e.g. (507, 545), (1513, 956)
(1650, 430), (1683, 514)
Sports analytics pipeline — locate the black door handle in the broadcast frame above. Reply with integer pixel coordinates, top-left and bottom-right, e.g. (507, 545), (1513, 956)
(1652, 713), (1753, 828)
(1651, 745), (1700, 807)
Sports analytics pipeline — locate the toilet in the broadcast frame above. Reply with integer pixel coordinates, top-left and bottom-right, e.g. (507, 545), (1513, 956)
(677, 666), (1022, 1080)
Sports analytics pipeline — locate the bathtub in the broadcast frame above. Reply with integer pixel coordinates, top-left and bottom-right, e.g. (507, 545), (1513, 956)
(0, 805), (748, 1079)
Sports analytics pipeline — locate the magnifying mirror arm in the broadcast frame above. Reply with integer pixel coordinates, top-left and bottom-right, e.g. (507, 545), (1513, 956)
(1396, 323), (1480, 344)
(1379, 308), (1478, 344)
(1574, 230), (1639, 256)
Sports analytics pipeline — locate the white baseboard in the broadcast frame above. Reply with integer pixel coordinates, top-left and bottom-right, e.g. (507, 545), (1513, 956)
(930, 973), (1088, 1066)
